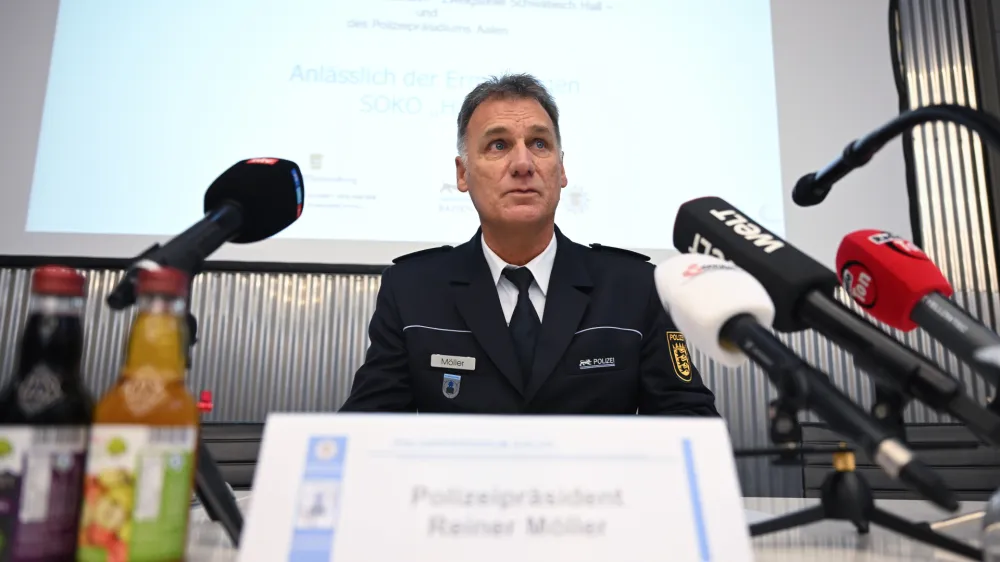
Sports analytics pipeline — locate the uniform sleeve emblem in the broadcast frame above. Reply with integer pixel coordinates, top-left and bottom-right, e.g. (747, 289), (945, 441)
(667, 331), (692, 382)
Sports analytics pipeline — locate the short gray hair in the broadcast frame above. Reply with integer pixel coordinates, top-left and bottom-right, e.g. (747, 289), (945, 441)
(456, 73), (562, 159)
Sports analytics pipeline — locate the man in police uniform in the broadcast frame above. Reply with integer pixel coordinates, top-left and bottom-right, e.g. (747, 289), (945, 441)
(340, 74), (718, 416)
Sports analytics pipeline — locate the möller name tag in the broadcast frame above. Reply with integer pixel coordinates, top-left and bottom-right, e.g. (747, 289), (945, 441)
(239, 414), (753, 562)
(431, 353), (475, 370)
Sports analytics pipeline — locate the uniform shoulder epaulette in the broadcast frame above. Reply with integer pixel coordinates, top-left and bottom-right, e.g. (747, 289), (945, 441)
(588, 243), (650, 262)
(392, 245), (453, 264)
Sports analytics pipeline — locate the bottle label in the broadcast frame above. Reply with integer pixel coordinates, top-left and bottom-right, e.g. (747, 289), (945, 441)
(77, 425), (198, 562)
(0, 426), (88, 562)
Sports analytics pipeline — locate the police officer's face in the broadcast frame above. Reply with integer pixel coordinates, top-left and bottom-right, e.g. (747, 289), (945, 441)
(456, 97), (567, 228)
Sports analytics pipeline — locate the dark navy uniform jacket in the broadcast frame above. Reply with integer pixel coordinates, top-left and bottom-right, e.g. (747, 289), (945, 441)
(340, 228), (719, 416)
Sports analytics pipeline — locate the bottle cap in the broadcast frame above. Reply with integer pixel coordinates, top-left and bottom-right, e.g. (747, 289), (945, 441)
(137, 267), (189, 298)
(32, 265), (85, 297)
(198, 390), (213, 413)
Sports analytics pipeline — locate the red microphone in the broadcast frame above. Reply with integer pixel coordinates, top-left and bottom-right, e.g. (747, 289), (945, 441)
(836, 230), (952, 331)
(836, 230), (1000, 389)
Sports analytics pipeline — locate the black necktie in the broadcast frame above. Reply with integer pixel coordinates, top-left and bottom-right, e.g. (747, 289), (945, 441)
(503, 266), (541, 385)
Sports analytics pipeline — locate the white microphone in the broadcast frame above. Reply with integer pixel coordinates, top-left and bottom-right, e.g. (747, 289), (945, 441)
(654, 253), (956, 511)
(653, 255), (774, 368)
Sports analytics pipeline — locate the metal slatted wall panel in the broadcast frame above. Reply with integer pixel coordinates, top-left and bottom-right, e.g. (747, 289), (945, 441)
(0, 0), (990, 497)
(894, 0), (1000, 417)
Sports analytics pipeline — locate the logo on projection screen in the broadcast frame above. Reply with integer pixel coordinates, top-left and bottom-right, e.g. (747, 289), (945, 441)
(310, 153), (323, 170)
(437, 181), (475, 214)
(564, 186), (589, 214)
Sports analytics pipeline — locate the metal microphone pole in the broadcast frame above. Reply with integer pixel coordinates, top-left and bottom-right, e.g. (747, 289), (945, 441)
(184, 273), (244, 547)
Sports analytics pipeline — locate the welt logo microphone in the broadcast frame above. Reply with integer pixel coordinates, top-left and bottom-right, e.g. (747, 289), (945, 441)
(685, 207), (784, 261)
(836, 229), (1000, 388)
(673, 196), (833, 333)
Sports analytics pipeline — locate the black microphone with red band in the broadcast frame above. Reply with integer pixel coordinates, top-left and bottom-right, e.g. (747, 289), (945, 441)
(837, 229), (1000, 393)
(206, 157), (304, 243)
(107, 157), (304, 309)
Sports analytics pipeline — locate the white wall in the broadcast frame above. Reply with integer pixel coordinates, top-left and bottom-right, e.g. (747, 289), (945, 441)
(772, 0), (913, 268)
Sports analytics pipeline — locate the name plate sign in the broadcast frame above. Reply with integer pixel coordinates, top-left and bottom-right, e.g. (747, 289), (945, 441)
(239, 414), (752, 562)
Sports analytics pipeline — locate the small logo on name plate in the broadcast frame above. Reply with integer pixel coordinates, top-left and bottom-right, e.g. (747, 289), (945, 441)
(442, 374), (461, 399)
(314, 440), (340, 460)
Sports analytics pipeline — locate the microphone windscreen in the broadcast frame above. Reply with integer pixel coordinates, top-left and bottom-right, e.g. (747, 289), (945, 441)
(205, 158), (304, 243)
(672, 196), (838, 332)
(835, 230), (953, 331)
(792, 173), (823, 207)
(655, 253), (776, 367)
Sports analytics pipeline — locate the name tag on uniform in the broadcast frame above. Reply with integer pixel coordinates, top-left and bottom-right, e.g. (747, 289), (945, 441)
(431, 354), (475, 371)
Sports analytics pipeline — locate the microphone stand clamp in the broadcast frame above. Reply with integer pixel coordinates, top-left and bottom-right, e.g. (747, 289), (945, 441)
(767, 396), (805, 466)
(871, 383), (909, 443)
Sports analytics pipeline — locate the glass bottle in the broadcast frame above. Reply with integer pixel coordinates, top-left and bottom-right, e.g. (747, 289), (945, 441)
(0, 265), (92, 562)
(77, 267), (199, 562)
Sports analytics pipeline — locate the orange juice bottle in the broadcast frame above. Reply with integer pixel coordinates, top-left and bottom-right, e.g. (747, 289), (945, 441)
(77, 267), (199, 562)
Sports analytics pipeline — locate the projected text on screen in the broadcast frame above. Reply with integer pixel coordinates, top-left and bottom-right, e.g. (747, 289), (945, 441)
(25, 0), (783, 258)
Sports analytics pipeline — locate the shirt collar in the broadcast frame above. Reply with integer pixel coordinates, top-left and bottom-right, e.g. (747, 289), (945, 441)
(481, 232), (558, 296)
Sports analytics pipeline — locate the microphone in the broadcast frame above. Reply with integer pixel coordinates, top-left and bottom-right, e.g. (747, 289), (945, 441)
(792, 104), (1000, 206)
(792, 140), (872, 207)
(107, 158), (304, 309)
(654, 253), (957, 510)
(837, 229), (1000, 389)
(673, 196), (1000, 446)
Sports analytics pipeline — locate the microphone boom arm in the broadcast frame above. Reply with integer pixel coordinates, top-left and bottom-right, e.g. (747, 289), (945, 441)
(106, 203), (243, 310)
(794, 104), (1000, 206)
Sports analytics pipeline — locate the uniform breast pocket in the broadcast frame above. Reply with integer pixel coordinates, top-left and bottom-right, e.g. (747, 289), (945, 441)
(564, 327), (641, 376)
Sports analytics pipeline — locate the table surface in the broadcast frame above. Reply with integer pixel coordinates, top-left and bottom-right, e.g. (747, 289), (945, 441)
(185, 493), (992, 561)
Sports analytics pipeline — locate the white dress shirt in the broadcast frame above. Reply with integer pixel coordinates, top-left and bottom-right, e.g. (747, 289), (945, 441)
(481, 233), (557, 325)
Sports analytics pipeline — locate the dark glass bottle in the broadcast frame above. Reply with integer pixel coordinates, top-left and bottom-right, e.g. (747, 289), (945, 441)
(0, 265), (93, 562)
